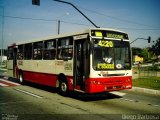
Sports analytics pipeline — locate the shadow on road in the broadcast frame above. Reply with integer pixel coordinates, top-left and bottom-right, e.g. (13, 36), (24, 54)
(4, 77), (122, 101)
(68, 92), (122, 102)
(5, 77), (57, 93)
(24, 81), (57, 93)
(24, 81), (122, 101)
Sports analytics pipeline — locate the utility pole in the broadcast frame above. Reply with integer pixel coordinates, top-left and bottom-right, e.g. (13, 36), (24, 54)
(0, 6), (4, 66)
(58, 20), (60, 34)
(56, 12), (69, 34)
(53, 0), (99, 28)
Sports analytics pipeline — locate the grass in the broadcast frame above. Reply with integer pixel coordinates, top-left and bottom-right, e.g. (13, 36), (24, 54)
(133, 77), (160, 90)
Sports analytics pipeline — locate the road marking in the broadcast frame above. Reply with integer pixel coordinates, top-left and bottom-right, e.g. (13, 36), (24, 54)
(0, 101), (31, 105)
(153, 104), (160, 107)
(0, 79), (20, 86)
(120, 98), (160, 108)
(3, 76), (9, 79)
(120, 98), (139, 102)
(109, 91), (126, 96)
(0, 82), (8, 87)
(14, 88), (43, 99)
(148, 104), (160, 107)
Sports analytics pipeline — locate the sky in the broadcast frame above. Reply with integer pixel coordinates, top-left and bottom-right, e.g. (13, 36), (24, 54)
(0, 0), (160, 49)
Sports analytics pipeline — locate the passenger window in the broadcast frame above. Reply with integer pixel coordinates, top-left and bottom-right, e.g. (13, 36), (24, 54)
(43, 40), (56, 60)
(33, 42), (43, 60)
(57, 37), (73, 60)
(17, 45), (24, 60)
(7, 47), (14, 60)
(24, 43), (32, 60)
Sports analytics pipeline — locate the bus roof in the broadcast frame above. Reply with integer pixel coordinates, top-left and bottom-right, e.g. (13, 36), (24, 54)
(11, 28), (128, 46)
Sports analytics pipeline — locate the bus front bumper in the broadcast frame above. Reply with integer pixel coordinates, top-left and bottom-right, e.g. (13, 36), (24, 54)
(85, 76), (132, 93)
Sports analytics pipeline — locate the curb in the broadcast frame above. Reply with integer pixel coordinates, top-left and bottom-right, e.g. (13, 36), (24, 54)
(0, 68), (7, 77)
(0, 68), (7, 71)
(130, 87), (160, 96)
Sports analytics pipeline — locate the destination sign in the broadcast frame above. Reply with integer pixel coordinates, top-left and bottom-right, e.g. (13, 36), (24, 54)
(97, 63), (114, 69)
(91, 30), (128, 39)
(106, 33), (123, 39)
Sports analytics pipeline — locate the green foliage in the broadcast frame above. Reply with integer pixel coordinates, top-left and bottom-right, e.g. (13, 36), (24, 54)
(133, 77), (160, 90)
(132, 47), (142, 56)
(132, 47), (157, 63)
(151, 38), (160, 56)
(141, 48), (149, 62)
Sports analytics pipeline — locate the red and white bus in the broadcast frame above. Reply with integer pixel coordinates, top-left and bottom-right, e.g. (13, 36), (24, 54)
(7, 28), (132, 95)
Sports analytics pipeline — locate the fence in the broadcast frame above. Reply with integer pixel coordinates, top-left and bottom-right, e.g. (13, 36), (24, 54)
(133, 63), (160, 79)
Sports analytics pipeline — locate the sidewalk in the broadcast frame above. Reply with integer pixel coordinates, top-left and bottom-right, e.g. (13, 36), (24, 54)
(0, 67), (7, 77)
(0, 68), (7, 71)
(130, 87), (160, 96)
(0, 67), (7, 72)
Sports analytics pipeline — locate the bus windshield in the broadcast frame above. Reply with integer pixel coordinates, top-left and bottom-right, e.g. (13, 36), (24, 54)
(93, 39), (131, 70)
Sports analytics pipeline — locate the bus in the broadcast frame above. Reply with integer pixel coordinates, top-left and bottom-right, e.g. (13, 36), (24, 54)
(7, 28), (132, 95)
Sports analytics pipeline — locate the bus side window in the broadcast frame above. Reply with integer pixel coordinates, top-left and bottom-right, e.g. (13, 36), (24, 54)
(43, 40), (56, 60)
(33, 42), (43, 60)
(24, 43), (32, 60)
(57, 37), (73, 60)
(17, 45), (24, 60)
(8, 47), (13, 60)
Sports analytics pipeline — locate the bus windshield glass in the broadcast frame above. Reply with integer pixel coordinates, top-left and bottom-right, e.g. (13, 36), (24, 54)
(93, 39), (131, 70)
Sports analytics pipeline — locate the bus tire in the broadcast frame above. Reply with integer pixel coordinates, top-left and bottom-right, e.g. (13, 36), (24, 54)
(58, 80), (69, 96)
(19, 71), (24, 84)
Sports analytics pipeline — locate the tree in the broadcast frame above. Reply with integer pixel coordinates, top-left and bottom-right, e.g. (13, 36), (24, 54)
(151, 38), (160, 56)
(132, 47), (155, 63)
(141, 47), (154, 62)
(132, 47), (143, 57)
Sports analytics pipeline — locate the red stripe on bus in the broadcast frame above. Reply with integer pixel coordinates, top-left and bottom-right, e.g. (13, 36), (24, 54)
(22, 71), (57, 87)
(17, 70), (132, 93)
(21, 71), (74, 90)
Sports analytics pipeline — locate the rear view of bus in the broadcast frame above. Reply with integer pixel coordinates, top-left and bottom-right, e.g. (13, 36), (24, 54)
(85, 29), (132, 93)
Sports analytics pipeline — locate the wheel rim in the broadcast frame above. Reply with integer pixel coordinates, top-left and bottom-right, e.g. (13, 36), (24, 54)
(19, 74), (23, 83)
(61, 82), (67, 92)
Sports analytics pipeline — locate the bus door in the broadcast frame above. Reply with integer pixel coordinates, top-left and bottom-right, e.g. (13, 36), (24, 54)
(7, 47), (17, 77)
(74, 38), (90, 91)
(74, 40), (84, 91)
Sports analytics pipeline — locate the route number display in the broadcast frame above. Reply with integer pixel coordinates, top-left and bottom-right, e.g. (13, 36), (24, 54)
(98, 40), (114, 47)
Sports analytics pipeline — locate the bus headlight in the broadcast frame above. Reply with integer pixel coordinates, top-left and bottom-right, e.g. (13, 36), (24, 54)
(126, 78), (131, 83)
(92, 81), (101, 85)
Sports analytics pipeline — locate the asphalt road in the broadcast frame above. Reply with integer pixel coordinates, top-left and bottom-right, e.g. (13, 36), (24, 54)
(0, 77), (160, 120)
